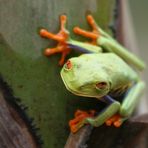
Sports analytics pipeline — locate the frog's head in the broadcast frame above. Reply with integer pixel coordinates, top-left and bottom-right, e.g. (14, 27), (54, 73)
(61, 54), (111, 98)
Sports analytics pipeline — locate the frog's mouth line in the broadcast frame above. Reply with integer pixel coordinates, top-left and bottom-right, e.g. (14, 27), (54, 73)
(61, 72), (87, 97)
(61, 75), (86, 96)
(60, 71), (102, 98)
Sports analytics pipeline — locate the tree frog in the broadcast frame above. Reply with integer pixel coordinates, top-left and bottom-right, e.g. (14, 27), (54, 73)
(40, 15), (145, 133)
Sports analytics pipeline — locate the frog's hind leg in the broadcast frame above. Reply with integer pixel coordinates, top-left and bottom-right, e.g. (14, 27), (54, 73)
(120, 81), (145, 118)
(105, 81), (145, 127)
(85, 96), (120, 127)
(40, 15), (71, 65)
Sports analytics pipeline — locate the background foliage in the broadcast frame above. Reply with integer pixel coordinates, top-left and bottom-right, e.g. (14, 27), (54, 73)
(0, 0), (116, 147)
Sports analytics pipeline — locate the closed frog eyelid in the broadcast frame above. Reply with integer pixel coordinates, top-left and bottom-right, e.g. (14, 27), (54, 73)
(95, 82), (108, 89)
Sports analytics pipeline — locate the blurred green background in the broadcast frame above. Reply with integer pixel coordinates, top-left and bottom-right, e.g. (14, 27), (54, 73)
(129, 0), (148, 110)
(129, 0), (148, 109)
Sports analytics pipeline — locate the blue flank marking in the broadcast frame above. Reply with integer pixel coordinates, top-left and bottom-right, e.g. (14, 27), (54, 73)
(104, 95), (115, 104)
(96, 95), (115, 116)
(68, 44), (93, 53)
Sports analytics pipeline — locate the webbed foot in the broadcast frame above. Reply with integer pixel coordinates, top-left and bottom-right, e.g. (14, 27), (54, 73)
(73, 15), (100, 45)
(40, 15), (71, 65)
(69, 109), (96, 133)
(105, 114), (124, 127)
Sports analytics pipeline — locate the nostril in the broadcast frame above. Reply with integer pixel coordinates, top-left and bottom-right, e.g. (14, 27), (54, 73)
(65, 60), (72, 70)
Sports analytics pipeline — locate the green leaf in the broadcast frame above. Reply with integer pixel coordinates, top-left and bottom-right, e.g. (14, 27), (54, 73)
(0, 0), (115, 147)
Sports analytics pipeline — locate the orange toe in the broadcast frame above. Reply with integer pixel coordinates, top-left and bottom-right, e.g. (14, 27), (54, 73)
(86, 15), (97, 31)
(44, 48), (57, 56)
(71, 125), (78, 133)
(69, 109), (96, 133)
(70, 120), (84, 133)
(73, 27), (98, 39)
(40, 29), (47, 36)
(40, 15), (71, 65)
(105, 120), (112, 126)
(74, 110), (86, 117)
(105, 114), (123, 127)
(73, 15), (100, 45)
(114, 120), (122, 127)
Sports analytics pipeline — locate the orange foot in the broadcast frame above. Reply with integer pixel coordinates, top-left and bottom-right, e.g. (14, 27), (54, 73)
(105, 114), (124, 127)
(73, 15), (100, 45)
(40, 15), (71, 66)
(69, 109), (96, 133)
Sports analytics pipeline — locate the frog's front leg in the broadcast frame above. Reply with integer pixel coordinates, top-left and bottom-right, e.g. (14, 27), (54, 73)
(73, 15), (99, 45)
(40, 15), (71, 65)
(74, 15), (145, 70)
(69, 110), (96, 133)
(85, 96), (120, 127)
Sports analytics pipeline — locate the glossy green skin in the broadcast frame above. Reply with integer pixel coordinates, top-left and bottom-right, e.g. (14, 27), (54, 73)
(61, 53), (138, 99)
(60, 24), (145, 128)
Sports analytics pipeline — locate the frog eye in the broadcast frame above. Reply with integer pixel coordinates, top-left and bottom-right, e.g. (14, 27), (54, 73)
(64, 60), (72, 70)
(96, 82), (107, 89)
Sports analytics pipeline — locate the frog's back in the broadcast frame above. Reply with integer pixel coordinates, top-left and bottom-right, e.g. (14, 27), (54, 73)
(85, 53), (139, 90)
(89, 53), (139, 97)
